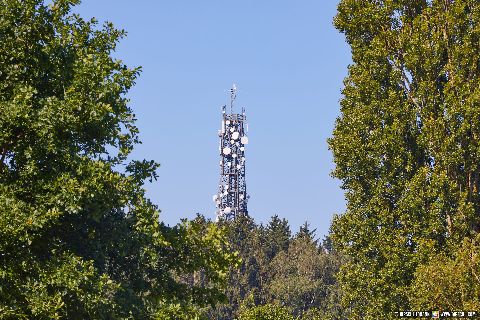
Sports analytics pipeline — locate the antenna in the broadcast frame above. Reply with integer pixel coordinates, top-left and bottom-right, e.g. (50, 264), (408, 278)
(230, 83), (237, 113)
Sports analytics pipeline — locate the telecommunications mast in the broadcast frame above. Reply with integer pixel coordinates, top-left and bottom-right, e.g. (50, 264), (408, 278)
(213, 84), (249, 220)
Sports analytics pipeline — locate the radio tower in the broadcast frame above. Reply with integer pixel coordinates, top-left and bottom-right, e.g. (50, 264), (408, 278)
(213, 84), (249, 220)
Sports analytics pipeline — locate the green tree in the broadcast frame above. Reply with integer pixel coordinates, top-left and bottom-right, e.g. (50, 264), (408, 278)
(0, 0), (237, 318)
(269, 235), (346, 319)
(264, 215), (291, 260)
(296, 221), (317, 242)
(238, 304), (294, 320)
(330, 0), (480, 318)
(410, 234), (480, 311)
(210, 214), (259, 319)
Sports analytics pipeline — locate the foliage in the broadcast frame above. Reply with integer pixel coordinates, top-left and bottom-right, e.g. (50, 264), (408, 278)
(264, 214), (291, 260)
(210, 214), (261, 319)
(238, 303), (294, 320)
(330, 0), (480, 318)
(208, 215), (344, 320)
(411, 234), (480, 311)
(0, 0), (237, 318)
(269, 236), (331, 315)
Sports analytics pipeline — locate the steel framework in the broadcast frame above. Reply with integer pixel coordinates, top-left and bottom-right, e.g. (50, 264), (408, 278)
(213, 85), (249, 219)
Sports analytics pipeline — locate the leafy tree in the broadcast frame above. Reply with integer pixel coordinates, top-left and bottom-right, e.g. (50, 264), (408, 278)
(330, 0), (480, 318)
(268, 235), (346, 319)
(410, 234), (480, 311)
(238, 304), (294, 320)
(0, 0), (237, 318)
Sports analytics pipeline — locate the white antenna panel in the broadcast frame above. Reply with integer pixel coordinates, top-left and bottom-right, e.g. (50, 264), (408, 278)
(223, 147), (231, 155)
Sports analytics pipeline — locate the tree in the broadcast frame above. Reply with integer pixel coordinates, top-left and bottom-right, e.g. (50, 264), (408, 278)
(268, 235), (346, 319)
(264, 215), (291, 260)
(210, 214), (268, 320)
(0, 1), (237, 318)
(238, 304), (294, 320)
(410, 234), (480, 311)
(330, 0), (480, 318)
(296, 221), (317, 242)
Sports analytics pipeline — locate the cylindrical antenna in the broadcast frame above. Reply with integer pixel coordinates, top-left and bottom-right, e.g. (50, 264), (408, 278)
(230, 83), (237, 113)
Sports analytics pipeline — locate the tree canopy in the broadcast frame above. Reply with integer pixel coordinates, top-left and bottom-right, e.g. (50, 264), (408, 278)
(208, 215), (345, 320)
(330, 0), (480, 317)
(0, 0), (237, 318)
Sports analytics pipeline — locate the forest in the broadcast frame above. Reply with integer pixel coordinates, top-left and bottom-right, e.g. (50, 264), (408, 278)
(2, 0), (480, 319)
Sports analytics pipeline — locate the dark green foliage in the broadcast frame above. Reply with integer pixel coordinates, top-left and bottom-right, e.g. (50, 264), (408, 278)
(330, 0), (480, 318)
(296, 221), (317, 241)
(238, 304), (294, 320)
(0, 1), (237, 318)
(211, 215), (261, 319)
(264, 215), (291, 260)
(209, 215), (345, 320)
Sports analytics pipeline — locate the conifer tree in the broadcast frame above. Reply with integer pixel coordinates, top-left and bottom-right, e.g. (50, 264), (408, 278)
(264, 214), (291, 260)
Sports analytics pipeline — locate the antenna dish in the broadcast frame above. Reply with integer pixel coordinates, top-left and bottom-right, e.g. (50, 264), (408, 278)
(223, 147), (231, 155)
(241, 136), (249, 144)
(232, 132), (240, 140)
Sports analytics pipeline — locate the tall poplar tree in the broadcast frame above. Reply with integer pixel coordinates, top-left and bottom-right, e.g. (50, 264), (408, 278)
(330, 0), (480, 318)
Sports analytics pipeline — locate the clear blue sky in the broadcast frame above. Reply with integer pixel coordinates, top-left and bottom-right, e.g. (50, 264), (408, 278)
(74, 0), (351, 239)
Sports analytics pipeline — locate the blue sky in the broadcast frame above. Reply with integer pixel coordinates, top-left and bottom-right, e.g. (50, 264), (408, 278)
(74, 0), (351, 239)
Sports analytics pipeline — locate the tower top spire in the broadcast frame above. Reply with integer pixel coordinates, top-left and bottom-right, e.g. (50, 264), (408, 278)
(230, 83), (237, 113)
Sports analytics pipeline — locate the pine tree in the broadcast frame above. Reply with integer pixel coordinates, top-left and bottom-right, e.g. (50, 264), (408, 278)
(296, 221), (317, 242)
(264, 215), (291, 260)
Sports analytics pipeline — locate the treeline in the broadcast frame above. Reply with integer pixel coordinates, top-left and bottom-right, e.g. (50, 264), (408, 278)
(189, 214), (348, 320)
